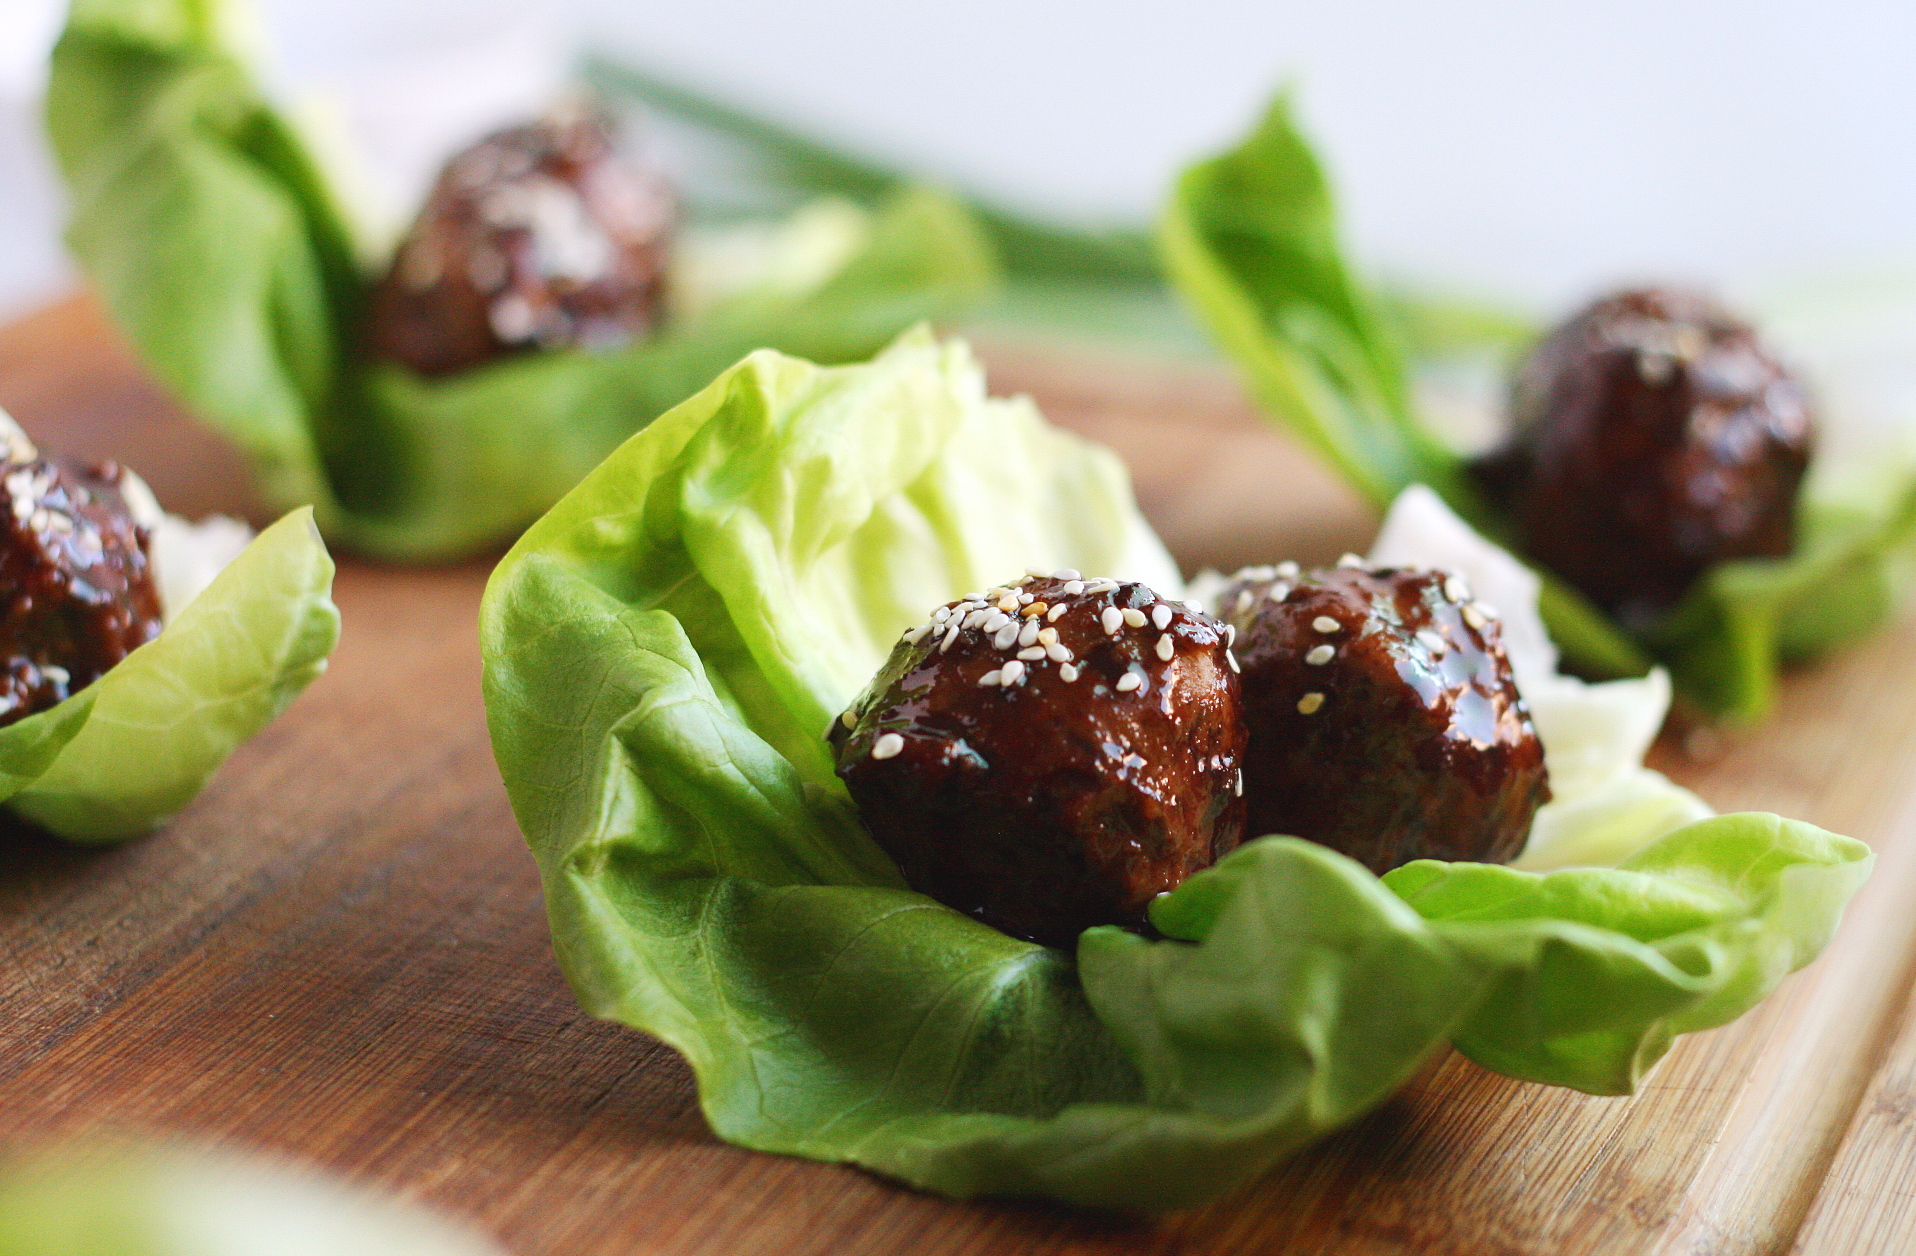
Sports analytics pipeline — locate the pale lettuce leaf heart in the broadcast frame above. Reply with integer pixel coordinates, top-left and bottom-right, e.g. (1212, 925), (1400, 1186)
(0, 508), (339, 842)
(482, 333), (1871, 1208)
(1367, 486), (1712, 870)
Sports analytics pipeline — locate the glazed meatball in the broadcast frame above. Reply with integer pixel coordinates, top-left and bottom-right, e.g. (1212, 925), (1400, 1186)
(367, 102), (675, 376)
(0, 425), (163, 726)
(1476, 288), (1813, 626)
(830, 573), (1247, 947)
(1213, 560), (1548, 873)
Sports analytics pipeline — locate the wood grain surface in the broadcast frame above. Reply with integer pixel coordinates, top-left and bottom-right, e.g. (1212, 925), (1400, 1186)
(2, 295), (1915, 1254)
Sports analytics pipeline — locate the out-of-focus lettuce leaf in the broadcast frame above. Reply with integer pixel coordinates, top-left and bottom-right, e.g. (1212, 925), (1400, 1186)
(480, 333), (1869, 1208)
(1162, 88), (1916, 720)
(0, 1143), (501, 1256)
(0, 508), (338, 841)
(44, 0), (996, 563)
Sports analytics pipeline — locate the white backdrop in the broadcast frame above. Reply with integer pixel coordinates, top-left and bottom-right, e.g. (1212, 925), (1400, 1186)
(3, 0), (1915, 321)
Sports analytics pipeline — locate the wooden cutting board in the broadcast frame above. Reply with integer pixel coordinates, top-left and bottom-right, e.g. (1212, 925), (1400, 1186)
(2, 295), (1914, 1255)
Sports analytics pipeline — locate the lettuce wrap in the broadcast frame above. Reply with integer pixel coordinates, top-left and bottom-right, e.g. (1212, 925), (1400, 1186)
(0, 410), (338, 842)
(1160, 89), (1916, 721)
(43, 0), (997, 563)
(479, 332), (1869, 1209)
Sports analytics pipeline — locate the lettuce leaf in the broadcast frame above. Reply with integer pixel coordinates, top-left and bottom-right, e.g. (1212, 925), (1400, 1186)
(480, 334), (1869, 1208)
(0, 508), (338, 841)
(44, 0), (996, 563)
(0, 1143), (502, 1256)
(1161, 88), (1916, 720)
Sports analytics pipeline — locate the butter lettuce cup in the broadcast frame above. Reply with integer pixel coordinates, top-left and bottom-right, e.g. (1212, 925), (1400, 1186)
(0, 410), (338, 842)
(46, 0), (996, 564)
(479, 332), (1870, 1210)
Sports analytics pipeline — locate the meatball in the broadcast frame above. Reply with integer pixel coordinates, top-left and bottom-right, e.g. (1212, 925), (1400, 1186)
(367, 102), (675, 376)
(1476, 288), (1813, 626)
(0, 425), (164, 726)
(1213, 560), (1548, 873)
(830, 573), (1247, 947)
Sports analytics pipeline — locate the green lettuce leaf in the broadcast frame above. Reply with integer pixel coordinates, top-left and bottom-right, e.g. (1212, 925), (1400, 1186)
(0, 508), (338, 841)
(480, 334), (1869, 1208)
(44, 0), (996, 563)
(0, 1143), (502, 1256)
(1160, 87), (1916, 719)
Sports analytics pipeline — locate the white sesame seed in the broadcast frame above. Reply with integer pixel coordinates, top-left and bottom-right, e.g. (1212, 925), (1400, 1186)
(940, 623), (962, 653)
(1184, 600), (1204, 613)
(1122, 608), (1147, 628)
(1001, 660), (1026, 685)
(1462, 604), (1488, 630)
(982, 611), (1010, 633)
(979, 670), (1002, 687)
(1226, 650), (1240, 673)
(1025, 567), (1050, 579)
(1156, 633), (1175, 661)
(1047, 602), (1069, 622)
(1475, 603), (1500, 620)
(1306, 644), (1335, 665)
(872, 732), (905, 759)
(1017, 591), (1035, 605)
(1059, 663), (1079, 682)
(1046, 642), (1073, 663)
(1101, 606), (1124, 634)
(28, 509), (47, 532)
(904, 624), (931, 645)
(41, 664), (67, 686)
(1019, 620), (1041, 648)
(1152, 604), (1173, 630)
(1053, 568), (1080, 580)
(1037, 627), (1059, 646)
(1312, 616), (1340, 634)
(1235, 769), (1243, 796)
(1444, 575), (1471, 603)
(1235, 589), (1253, 614)
(932, 606), (951, 624)
(1276, 561), (1300, 580)
(1225, 624), (1237, 647)
(1018, 646), (1046, 661)
(1062, 580), (1085, 596)
(1298, 692), (1326, 715)
(992, 623), (1020, 650)
(1338, 552), (1365, 568)
(1116, 672), (1142, 692)
(840, 709), (858, 730)
(1416, 629), (1447, 655)
(963, 592), (983, 602)
(963, 609), (987, 630)
(1268, 583), (1291, 603)
(998, 595), (1020, 613)
(1086, 579), (1120, 595)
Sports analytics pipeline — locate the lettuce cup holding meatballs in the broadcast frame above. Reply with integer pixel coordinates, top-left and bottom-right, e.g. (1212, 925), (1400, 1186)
(47, 0), (995, 563)
(480, 331), (1869, 1209)
(1164, 89), (1916, 722)
(0, 410), (337, 841)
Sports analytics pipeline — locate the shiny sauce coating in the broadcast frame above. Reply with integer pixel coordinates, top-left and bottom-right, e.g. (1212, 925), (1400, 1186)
(1476, 288), (1813, 626)
(367, 102), (676, 376)
(0, 449), (163, 726)
(831, 574), (1246, 948)
(1215, 562), (1548, 873)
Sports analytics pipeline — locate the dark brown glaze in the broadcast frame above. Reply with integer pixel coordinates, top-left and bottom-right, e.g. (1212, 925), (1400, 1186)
(1214, 562), (1548, 874)
(0, 432), (163, 727)
(367, 102), (676, 377)
(1475, 288), (1813, 627)
(830, 573), (1247, 948)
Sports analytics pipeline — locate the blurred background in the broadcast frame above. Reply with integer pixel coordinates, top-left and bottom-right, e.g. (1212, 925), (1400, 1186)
(4, 0), (1916, 324)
